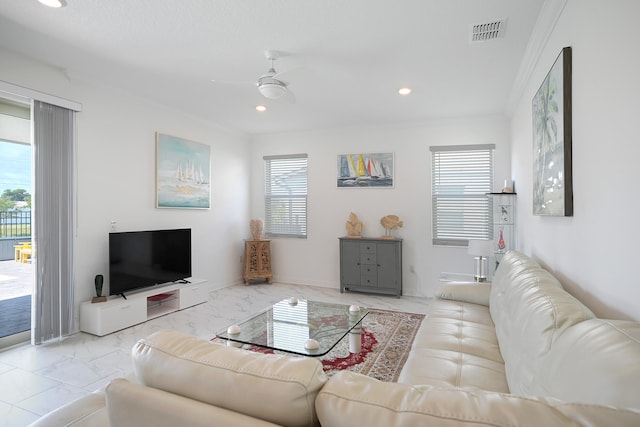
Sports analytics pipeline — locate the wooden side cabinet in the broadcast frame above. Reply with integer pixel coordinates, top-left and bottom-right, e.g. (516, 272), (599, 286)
(243, 240), (272, 284)
(339, 237), (402, 296)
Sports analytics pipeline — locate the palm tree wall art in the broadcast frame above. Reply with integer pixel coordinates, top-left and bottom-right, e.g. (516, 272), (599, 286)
(532, 47), (573, 216)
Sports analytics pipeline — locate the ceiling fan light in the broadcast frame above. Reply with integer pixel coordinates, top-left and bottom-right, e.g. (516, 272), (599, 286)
(259, 83), (286, 99)
(255, 105), (267, 112)
(38, 0), (65, 8)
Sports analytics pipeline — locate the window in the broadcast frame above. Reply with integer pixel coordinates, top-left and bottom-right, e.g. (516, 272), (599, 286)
(264, 154), (308, 238)
(430, 144), (494, 246)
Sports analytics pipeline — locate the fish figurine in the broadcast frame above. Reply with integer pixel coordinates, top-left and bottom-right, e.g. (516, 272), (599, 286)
(380, 215), (403, 239)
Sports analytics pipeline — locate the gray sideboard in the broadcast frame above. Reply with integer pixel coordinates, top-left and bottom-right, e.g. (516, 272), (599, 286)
(339, 237), (402, 297)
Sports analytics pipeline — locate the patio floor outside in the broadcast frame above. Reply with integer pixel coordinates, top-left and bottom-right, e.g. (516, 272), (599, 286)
(0, 259), (33, 340)
(0, 259), (33, 301)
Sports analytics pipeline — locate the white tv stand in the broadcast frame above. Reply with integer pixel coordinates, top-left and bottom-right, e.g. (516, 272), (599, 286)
(80, 278), (208, 336)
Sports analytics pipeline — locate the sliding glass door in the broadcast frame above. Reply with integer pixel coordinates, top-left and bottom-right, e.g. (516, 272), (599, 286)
(0, 81), (80, 347)
(0, 98), (33, 348)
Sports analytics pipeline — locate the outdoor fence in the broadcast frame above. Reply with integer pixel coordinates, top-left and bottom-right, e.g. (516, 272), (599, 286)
(0, 210), (32, 261)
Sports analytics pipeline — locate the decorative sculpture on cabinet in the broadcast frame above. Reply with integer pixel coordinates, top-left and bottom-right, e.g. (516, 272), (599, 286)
(345, 212), (363, 238)
(380, 214), (403, 239)
(250, 218), (264, 240)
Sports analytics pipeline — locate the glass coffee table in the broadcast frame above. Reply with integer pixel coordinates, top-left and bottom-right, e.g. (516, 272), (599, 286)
(216, 298), (369, 357)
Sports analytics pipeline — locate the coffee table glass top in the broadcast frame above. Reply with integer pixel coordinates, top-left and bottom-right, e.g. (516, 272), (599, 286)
(216, 299), (369, 357)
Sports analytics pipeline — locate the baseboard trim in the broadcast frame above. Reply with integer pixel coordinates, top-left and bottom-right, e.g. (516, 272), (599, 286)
(0, 330), (30, 350)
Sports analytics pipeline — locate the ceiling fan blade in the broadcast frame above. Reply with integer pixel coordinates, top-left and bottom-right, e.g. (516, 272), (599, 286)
(210, 79), (256, 87)
(272, 66), (308, 82)
(281, 88), (296, 104)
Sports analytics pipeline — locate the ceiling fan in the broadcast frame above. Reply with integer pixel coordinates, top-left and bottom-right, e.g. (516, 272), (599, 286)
(211, 50), (296, 103)
(257, 50), (295, 102)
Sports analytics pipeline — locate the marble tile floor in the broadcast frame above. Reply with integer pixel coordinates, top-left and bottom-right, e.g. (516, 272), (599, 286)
(0, 282), (431, 427)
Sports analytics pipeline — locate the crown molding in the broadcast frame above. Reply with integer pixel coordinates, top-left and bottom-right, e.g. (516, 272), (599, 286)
(505, 0), (568, 116)
(0, 79), (82, 111)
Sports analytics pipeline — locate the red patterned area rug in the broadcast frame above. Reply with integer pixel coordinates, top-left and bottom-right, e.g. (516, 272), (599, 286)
(214, 309), (425, 382)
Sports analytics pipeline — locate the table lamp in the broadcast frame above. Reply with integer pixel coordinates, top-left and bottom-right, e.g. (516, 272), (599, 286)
(468, 239), (493, 282)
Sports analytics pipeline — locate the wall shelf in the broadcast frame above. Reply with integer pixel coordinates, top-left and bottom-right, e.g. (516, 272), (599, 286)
(488, 193), (517, 270)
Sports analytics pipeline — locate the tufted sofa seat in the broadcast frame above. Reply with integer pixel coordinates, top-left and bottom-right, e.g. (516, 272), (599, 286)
(397, 295), (508, 391)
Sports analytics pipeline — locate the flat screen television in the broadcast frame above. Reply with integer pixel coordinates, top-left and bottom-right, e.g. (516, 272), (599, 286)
(109, 228), (192, 296)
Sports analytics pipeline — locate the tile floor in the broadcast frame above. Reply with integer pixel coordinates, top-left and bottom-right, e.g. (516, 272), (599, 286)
(0, 282), (431, 427)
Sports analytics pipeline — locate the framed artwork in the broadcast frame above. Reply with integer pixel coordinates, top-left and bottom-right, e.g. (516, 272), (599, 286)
(494, 203), (513, 225)
(156, 132), (211, 209)
(532, 46), (573, 216)
(337, 152), (394, 188)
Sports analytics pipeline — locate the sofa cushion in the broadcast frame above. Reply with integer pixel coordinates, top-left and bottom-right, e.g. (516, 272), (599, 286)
(106, 378), (282, 427)
(490, 251), (595, 396)
(27, 391), (107, 427)
(398, 299), (508, 393)
(131, 330), (327, 427)
(437, 283), (491, 306)
(532, 319), (640, 410)
(316, 371), (640, 427)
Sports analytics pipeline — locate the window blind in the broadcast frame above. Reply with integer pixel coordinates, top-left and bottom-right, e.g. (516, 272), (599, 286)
(430, 144), (494, 246)
(32, 100), (75, 344)
(264, 154), (308, 238)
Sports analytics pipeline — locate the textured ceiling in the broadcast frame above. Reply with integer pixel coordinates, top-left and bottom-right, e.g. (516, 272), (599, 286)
(0, 0), (545, 135)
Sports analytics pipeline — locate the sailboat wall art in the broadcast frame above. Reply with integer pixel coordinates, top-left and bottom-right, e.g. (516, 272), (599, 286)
(156, 132), (211, 209)
(337, 152), (394, 188)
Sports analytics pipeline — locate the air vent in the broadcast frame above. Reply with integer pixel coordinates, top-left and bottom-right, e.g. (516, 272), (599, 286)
(470, 19), (506, 42)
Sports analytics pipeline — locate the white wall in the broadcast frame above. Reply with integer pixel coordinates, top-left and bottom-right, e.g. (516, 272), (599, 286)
(251, 116), (510, 297)
(0, 47), (251, 330)
(510, 0), (640, 320)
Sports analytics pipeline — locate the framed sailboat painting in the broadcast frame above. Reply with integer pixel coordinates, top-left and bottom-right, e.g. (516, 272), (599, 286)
(337, 152), (394, 188)
(156, 132), (211, 209)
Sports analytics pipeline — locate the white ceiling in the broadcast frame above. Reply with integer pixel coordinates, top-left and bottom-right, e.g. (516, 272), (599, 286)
(0, 0), (545, 135)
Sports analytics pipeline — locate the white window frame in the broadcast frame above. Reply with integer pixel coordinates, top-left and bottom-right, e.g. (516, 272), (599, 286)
(264, 154), (308, 238)
(430, 144), (494, 246)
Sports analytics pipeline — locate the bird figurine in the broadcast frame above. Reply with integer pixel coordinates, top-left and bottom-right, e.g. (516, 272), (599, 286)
(345, 212), (363, 238)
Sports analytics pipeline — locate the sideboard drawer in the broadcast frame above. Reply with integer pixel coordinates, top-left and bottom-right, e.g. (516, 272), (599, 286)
(360, 274), (378, 287)
(360, 253), (377, 265)
(360, 243), (377, 254)
(361, 264), (377, 275)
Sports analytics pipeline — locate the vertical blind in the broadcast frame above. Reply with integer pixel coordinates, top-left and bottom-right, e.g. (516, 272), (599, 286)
(430, 144), (494, 246)
(32, 100), (75, 344)
(264, 154), (308, 238)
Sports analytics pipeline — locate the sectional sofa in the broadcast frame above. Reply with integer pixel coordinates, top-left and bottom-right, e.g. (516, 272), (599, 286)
(31, 251), (640, 426)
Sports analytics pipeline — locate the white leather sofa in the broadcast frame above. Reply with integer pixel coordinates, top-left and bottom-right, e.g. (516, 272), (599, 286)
(316, 251), (640, 426)
(30, 251), (640, 426)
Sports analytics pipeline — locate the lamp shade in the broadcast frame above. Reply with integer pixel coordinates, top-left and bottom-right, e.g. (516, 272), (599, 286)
(467, 239), (493, 257)
(39, 0), (65, 7)
(258, 83), (286, 99)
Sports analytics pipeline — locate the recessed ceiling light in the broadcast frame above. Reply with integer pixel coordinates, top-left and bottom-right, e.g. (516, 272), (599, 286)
(38, 0), (65, 7)
(256, 105), (267, 112)
(398, 87), (412, 96)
